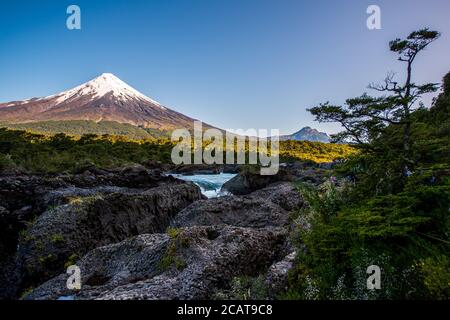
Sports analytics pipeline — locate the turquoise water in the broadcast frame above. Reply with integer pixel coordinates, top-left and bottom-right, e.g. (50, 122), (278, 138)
(57, 295), (75, 300)
(170, 173), (236, 198)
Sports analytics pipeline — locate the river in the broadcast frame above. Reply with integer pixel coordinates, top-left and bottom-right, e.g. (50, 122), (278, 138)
(169, 173), (237, 198)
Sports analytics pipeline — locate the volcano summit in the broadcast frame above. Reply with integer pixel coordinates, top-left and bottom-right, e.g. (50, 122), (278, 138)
(0, 73), (208, 131)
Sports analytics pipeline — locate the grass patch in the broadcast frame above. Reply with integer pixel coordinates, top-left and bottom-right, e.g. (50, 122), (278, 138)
(158, 228), (188, 272)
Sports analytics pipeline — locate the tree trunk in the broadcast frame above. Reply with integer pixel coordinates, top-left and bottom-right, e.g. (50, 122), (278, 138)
(403, 60), (413, 157)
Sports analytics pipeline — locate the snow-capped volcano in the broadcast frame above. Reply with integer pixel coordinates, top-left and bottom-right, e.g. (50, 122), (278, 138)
(0, 73), (209, 131)
(45, 73), (164, 107)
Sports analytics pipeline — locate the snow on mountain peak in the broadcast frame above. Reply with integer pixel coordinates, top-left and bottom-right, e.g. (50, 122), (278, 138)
(46, 73), (163, 107)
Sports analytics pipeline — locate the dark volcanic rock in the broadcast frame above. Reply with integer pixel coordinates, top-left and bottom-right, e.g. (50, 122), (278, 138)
(0, 206), (15, 257)
(0, 164), (174, 208)
(171, 164), (222, 175)
(0, 166), (203, 299)
(16, 182), (202, 293)
(0, 255), (19, 299)
(171, 182), (303, 229)
(27, 226), (287, 300)
(221, 163), (329, 195)
(265, 251), (296, 298)
(221, 167), (291, 195)
(26, 233), (171, 300)
(222, 164), (240, 174)
(1, 162), (313, 300)
(220, 173), (248, 195)
(0, 165), (179, 260)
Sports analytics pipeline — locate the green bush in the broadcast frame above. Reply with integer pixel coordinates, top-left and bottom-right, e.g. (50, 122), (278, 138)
(286, 174), (449, 299)
(214, 275), (268, 300)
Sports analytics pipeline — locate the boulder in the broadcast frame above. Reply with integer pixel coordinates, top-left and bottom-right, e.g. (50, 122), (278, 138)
(221, 164), (329, 195)
(27, 226), (287, 300)
(171, 182), (303, 229)
(0, 166), (188, 284)
(265, 251), (296, 297)
(220, 174), (248, 195)
(221, 167), (291, 195)
(25, 233), (171, 300)
(222, 164), (240, 174)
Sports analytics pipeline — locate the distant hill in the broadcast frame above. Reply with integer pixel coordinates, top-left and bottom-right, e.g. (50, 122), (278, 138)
(0, 120), (169, 140)
(278, 126), (330, 143)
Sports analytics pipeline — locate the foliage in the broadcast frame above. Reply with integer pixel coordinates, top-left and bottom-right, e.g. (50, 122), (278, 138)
(279, 140), (356, 163)
(0, 126), (355, 173)
(308, 28), (440, 153)
(415, 255), (450, 300)
(0, 120), (167, 140)
(214, 275), (268, 300)
(286, 29), (450, 300)
(64, 254), (79, 269)
(0, 128), (174, 173)
(158, 228), (187, 272)
(49, 234), (65, 245)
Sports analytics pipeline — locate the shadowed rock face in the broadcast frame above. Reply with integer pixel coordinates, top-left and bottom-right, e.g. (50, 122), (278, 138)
(27, 226), (287, 300)
(24, 181), (303, 300)
(221, 169), (290, 195)
(0, 165), (184, 258)
(26, 233), (171, 300)
(171, 182), (303, 229)
(0, 163), (307, 300)
(0, 166), (203, 299)
(221, 163), (329, 196)
(16, 182), (202, 291)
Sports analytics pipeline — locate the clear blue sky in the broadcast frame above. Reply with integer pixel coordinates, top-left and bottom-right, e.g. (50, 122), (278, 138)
(1, 0), (449, 134)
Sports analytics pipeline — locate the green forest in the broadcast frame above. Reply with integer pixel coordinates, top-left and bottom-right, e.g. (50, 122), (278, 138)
(285, 29), (449, 300)
(0, 120), (169, 140)
(0, 128), (354, 173)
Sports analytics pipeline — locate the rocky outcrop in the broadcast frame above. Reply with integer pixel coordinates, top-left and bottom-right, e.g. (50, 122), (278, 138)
(221, 162), (329, 195)
(0, 165), (181, 257)
(0, 206), (16, 257)
(26, 233), (171, 300)
(0, 166), (203, 299)
(265, 251), (296, 297)
(0, 165), (178, 234)
(27, 226), (286, 300)
(221, 168), (290, 195)
(16, 182), (202, 294)
(1, 164), (308, 300)
(172, 182), (303, 229)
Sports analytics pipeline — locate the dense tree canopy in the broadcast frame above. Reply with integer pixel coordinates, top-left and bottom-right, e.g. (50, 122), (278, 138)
(308, 29), (440, 153)
(287, 30), (449, 300)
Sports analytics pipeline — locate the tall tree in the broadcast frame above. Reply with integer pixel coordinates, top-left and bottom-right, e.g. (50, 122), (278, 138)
(308, 28), (440, 160)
